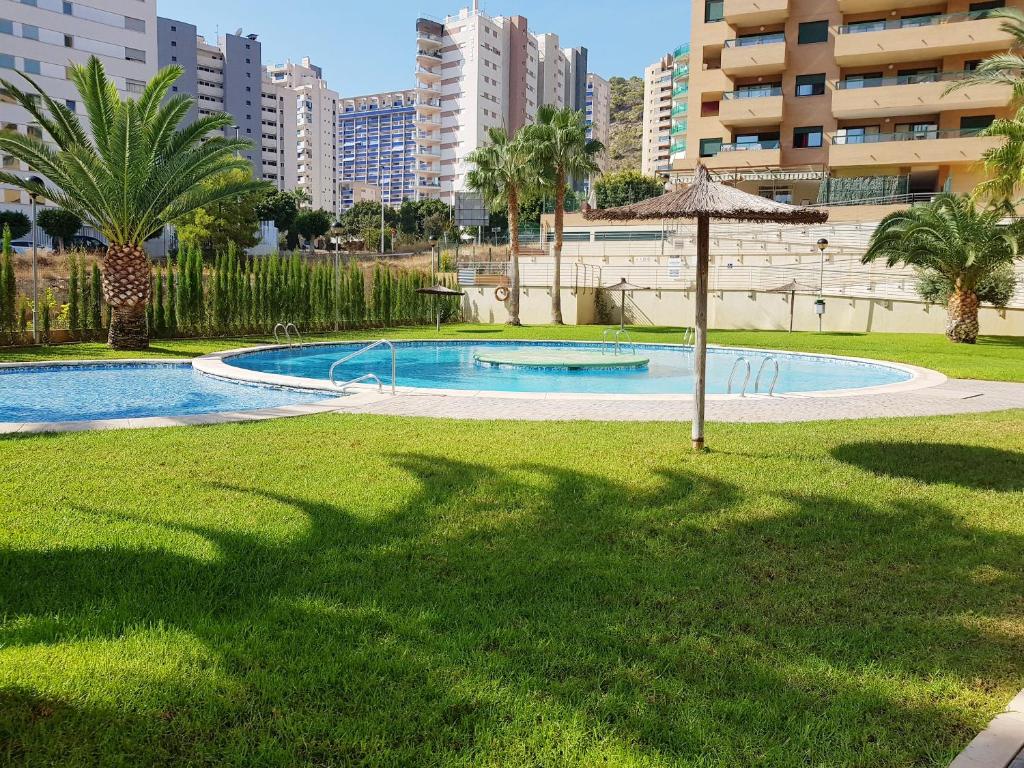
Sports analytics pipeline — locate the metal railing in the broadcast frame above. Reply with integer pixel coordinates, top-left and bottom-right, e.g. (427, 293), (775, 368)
(273, 323), (301, 345)
(834, 70), (972, 89)
(754, 357), (780, 396)
(837, 9), (996, 34)
(831, 127), (988, 145)
(602, 328), (636, 355)
(328, 339), (397, 395)
(727, 358), (752, 396)
(724, 32), (785, 47)
(723, 86), (783, 99)
(717, 140), (782, 152)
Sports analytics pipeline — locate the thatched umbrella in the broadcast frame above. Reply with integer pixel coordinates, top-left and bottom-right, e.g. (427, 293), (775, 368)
(601, 278), (649, 330)
(416, 284), (466, 332)
(584, 164), (828, 450)
(768, 279), (819, 333)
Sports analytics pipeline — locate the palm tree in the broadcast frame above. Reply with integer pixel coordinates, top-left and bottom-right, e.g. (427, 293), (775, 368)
(943, 8), (1024, 103)
(971, 110), (1024, 203)
(528, 106), (603, 324)
(0, 57), (262, 349)
(466, 127), (543, 325)
(862, 194), (1023, 343)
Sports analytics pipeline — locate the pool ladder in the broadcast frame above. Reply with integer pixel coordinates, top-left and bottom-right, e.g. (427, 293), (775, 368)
(602, 328), (636, 356)
(727, 356), (780, 397)
(273, 323), (302, 346)
(328, 339), (397, 395)
(682, 327), (695, 347)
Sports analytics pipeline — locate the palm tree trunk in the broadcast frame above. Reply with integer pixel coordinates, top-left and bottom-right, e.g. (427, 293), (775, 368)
(507, 187), (521, 326)
(946, 284), (980, 344)
(102, 244), (151, 350)
(551, 171), (565, 325)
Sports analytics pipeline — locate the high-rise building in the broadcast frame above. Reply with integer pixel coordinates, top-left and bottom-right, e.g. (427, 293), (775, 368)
(157, 20), (265, 174)
(586, 73), (611, 165)
(261, 73), (298, 192)
(414, 6), (591, 200)
(642, 45), (689, 177)
(1, 0), (158, 214)
(336, 89), (418, 210)
(266, 57), (339, 213)
(678, 0), (1018, 205)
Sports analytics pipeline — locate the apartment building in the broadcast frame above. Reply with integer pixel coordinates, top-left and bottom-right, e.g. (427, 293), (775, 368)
(642, 48), (689, 177)
(336, 90), (417, 210)
(266, 58), (339, 213)
(157, 21), (265, 173)
(678, 0), (1019, 205)
(414, 5), (591, 200)
(586, 73), (611, 164)
(1, 0), (157, 215)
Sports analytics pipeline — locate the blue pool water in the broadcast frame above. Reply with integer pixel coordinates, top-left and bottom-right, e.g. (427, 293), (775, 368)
(0, 363), (330, 423)
(228, 341), (913, 395)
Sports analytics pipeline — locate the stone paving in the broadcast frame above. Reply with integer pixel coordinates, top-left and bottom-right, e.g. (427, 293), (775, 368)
(325, 378), (1024, 423)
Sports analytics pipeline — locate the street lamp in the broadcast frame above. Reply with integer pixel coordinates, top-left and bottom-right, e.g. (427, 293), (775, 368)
(231, 124), (240, 158)
(28, 176), (45, 344)
(815, 237), (829, 333)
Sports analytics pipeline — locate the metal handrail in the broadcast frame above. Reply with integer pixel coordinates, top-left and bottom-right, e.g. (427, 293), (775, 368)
(334, 373), (384, 394)
(328, 339), (397, 395)
(273, 323), (302, 346)
(682, 327), (695, 346)
(754, 357), (780, 396)
(727, 357), (751, 396)
(601, 328), (636, 355)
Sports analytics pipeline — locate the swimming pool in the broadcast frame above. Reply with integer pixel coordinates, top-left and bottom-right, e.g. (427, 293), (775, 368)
(223, 340), (916, 396)
(0, 363), (333, 424)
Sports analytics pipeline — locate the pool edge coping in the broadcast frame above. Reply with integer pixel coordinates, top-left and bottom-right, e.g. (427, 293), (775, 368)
(195, 339), (948, 402)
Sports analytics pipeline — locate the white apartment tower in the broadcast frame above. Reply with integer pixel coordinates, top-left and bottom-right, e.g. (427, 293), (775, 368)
(260, 74), (298, 192)
(265, 57), (339, 213)
(586, 73), (611, 168)
(1, 0), (158, 215)
(414, 7), (590, 200)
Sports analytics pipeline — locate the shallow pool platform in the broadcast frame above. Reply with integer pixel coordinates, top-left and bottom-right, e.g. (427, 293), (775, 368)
(473, 349), (650, 370)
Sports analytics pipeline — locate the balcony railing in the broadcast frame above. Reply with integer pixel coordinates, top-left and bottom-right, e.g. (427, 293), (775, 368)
(837, 9), (994, 34)
(671, 123), (687, 135)
(723, 32), (785, 47)
(674, 43), (691, 58)
(673, 85), (689, 98)
(722, 86), (783, 99)
(417, 49), (442, 59)
(671, 103), (688, 116)
(834, 70), (971, 89)
(831, 127), (987, 144)
(717, 139), (782, 152)
(673, 66), (690, 80)
(670, 142), (687, 154)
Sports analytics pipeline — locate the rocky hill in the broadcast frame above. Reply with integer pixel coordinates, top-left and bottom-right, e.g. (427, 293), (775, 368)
(604, 75), (644, 173)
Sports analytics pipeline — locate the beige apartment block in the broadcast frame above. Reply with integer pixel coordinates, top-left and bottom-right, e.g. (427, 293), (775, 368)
(1, 0), (157, 215)
(677, 0), (1018, 206)
(586, 73), (611, 167)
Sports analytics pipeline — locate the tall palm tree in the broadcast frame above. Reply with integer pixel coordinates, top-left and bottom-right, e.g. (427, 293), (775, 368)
(0, 57), (262, 349)
(863, 194), (1023, 343)
(528, 106), (603, 324)
(466, 127), (543, 325)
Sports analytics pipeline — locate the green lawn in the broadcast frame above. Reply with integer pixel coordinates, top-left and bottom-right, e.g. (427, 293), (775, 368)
(1, 324), (1022, 382)
(1, 412), (1023, 766)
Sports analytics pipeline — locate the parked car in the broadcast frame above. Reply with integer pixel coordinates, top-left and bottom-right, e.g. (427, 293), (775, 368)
(66, 235), (106, 252)
(9, 239), (33, 254)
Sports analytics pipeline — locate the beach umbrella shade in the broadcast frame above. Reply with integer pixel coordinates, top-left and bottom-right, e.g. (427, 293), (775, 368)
(601, 278), (649, 331)
(768, 280), (819, 333)
(585, 163), (828, 450)
(416, 284), (466, 332)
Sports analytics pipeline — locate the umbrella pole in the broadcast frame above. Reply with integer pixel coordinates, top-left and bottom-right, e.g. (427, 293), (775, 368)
(789, 289), (795, 333)
(620, 289), (625, 331)
(692, 214), (709, 452)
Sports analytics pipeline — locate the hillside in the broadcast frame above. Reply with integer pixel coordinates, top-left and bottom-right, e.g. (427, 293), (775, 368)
(605, 75), (644, 173)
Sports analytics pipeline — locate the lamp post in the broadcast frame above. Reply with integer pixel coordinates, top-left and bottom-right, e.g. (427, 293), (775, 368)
(28, 176), (44, 344)
(815, 237), (828, 333)
(231, 125), (240, 158)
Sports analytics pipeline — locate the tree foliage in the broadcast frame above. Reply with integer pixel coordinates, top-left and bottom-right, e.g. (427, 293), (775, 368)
(174, 168), (268, 255)
(593, 170), (666, 209)
(36, 208), (82, 251)
(0, 211), (31, 241)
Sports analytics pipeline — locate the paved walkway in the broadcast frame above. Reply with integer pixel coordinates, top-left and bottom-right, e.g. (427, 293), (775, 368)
(328, 378), (1024, 422)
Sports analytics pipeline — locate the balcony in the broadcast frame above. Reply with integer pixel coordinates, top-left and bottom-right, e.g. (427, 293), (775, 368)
(832, 72), (1013, 119)
(417, 31), (443, 48)
(673, 65), (690, 81)
(834, 12), (1015, 67)
(674, 43), (690, 59)
(724, 0), (789, 27)
(416, 49), (443, 66)
(837, 0), (936, 13)
(416, 99), (442, 113)
(719, 87), (783, 127)
(828, 128), (1002, 167)
(702, 140), (782, 169)
(698, 67), (733, 97)
(413, 146), (440, 159)
(721, 34), (786, 77)
(415, 66), (441, 84)
(672, 84), (689, 100)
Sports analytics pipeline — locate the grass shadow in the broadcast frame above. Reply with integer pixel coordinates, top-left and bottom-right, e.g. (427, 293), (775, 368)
(832, 441), (1024, 491)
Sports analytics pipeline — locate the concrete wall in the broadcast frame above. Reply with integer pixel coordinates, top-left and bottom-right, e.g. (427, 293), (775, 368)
(464, 286), (1024, 335)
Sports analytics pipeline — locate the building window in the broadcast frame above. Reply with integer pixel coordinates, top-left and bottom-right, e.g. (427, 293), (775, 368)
(22, 24), (38, 40)
(793, 125), (823, 148)
(62, 1), (72, 14)
(705, 0), (724, 22)
(699, 137), (722, 157)
(960, 114), (994, 133)
(24, 59), (40, 75)
(0, 19), (11, 35)
(125, 16), (145, 32)
(797, 20), (829, 44)
(125, 48), (146, 63)
(795, 73), (826, 96)
(0, 53), (14, 70)
(65, 99), (75, 112)
(64, 34), (74, 48)
(965, 59), (982, 71)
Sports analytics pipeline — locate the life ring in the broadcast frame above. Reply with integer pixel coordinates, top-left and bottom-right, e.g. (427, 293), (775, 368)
(495, 286), (510, 302)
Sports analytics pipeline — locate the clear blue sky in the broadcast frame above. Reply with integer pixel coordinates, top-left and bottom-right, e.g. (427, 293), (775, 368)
(156, 0), (690, 95)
